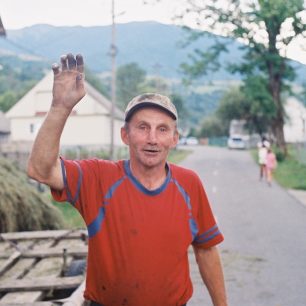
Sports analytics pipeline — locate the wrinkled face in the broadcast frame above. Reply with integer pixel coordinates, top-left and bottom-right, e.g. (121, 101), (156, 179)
(121, 107), (179, 169)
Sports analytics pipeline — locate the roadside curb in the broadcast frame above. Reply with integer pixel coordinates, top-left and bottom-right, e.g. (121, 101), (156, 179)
(287, 189), (306, 208)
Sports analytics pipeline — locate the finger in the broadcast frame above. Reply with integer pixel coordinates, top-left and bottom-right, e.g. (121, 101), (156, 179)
(60, 54), (68, 71)
(51, 63), (60, 76)
(67, 53), (76, 70)
(76, 73), (85, 91)
(76, 54), (84, 73)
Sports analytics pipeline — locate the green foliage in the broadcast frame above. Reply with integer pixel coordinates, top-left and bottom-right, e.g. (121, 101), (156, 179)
(274, 156), (306, 190)
(180, 89), (225, 128)
(170, 93), (188, 121)
(168, 148), (192, 164)
(198, 116), (228, 138)
(205, 81), (276, 137)
(85, 68), (110, 99)
(0, 55), (47, 112)
(180, 39), (227, 82)
(140, 77), (169, 94)
(274, 147), (286, 162)
(216, 87), (247, 126)
(251, 145), (306, 189)
(116, 62), (146, 110)
(51, 199), (85, 229)
(178, 0), (306, 152)
(0, 91), (16, 112)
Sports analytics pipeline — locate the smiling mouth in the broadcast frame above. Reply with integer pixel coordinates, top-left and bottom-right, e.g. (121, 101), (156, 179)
(143, 149), (160, 153)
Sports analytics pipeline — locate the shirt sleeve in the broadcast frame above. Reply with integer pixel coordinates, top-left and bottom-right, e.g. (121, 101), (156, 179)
(50, 157), (102, 225)
(191, 174), (224, 249)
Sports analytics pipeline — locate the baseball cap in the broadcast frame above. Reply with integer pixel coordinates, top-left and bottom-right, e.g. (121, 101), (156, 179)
(124, 93), (178, 122)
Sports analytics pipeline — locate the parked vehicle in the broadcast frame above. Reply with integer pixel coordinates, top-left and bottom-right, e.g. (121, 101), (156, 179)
(227, 135), (247, 149)
(179, 136), (199, 145)
(228, 120), (261, 150)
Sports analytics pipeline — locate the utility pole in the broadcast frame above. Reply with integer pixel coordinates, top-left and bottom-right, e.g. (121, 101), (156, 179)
(0, 16), (6, 37)
(110, 0), (117, 160)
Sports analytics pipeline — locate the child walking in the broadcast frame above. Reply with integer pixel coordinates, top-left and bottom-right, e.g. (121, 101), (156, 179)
(266, 148), (277, 186)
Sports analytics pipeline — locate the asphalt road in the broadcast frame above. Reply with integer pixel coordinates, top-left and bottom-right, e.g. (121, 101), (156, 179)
(179, 145), (306, 306)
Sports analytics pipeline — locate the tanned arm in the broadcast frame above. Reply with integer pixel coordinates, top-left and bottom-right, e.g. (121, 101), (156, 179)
(27, 54), (86, 190)
(193, 245), (228, 306)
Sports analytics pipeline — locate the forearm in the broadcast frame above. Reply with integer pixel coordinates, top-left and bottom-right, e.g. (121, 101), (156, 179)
(28, 54), (85, 189)
(193, 246), (228, 306)
(27, 106), (71, 188)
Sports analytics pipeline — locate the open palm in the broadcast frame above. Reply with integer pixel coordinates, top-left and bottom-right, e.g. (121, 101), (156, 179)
(52, 54), (86, 111)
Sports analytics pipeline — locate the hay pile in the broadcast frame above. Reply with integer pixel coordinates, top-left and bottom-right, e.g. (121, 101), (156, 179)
(0, 157), (65, 232)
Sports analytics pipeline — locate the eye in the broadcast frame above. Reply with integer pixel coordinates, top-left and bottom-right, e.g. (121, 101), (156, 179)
(159, 126), (168, 132)
(138, 124), (147, 130)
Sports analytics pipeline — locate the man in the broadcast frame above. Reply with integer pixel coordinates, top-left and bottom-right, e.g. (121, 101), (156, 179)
(27, 54), (228, 306)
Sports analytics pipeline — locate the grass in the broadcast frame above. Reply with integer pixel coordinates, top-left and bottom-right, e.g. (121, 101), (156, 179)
(251, 146), (306, 190)
(52, 199), (86, 229)
(273, 156), (306, 190)
(168, 148), (192, 164)
(51, 149), (192, 228)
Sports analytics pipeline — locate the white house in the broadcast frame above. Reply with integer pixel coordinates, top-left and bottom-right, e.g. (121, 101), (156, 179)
(284, 97), (306, 143)
(6, 72), (125, 150)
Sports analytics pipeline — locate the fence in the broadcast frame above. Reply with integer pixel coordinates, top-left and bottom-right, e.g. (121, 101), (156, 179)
(0, 142), (129, 172)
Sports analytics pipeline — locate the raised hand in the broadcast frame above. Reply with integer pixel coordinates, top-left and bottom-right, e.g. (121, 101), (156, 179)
(51, 53), (86, 112)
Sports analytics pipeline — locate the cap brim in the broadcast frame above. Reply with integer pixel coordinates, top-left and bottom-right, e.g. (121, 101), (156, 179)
(125, 102), (177, 121)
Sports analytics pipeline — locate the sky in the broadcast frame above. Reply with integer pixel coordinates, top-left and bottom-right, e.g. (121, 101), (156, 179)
(1, 0), (306, 64)
(1, 0), (179, 29)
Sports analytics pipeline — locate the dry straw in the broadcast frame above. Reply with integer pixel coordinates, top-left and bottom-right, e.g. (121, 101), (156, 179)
(0, 157), (65, 232)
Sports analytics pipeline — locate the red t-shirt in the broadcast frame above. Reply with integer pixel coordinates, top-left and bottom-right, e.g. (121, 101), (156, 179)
(52, 159), (223, 305)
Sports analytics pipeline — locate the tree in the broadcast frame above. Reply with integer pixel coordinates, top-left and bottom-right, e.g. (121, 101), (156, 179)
(198, 115), (228, 138)
(177, 0), (306, 154)
(216, 84), (275, 136)
(85, 68), (110, 99)
(116, 63), (146, 110)
(170, 93), (188, 120)
(216, 86), (248, 129)
(0, 91), (17, 112)
(142, 77), (168, 93)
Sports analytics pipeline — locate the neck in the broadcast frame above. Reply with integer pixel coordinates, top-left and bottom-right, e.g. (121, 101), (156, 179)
(129, 160), (168, 190)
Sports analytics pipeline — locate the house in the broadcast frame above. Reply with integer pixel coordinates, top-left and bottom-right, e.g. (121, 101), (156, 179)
(5, 72), (125, 151)
(0, 111), (10, 145)
(284, 97), (306, 143)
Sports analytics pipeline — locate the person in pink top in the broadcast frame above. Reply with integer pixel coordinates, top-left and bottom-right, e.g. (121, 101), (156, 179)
(266, 148), (277, 185)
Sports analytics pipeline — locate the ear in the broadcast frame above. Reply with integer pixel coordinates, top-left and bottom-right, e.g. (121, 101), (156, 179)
(121, 127), (129, 145)
(170, 130), (179, 149)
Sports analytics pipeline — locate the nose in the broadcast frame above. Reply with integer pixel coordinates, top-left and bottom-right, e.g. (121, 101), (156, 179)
(147, 129), (157, 144)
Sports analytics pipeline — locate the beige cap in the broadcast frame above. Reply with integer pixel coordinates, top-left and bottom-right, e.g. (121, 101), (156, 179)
(124, 93), (178, 122)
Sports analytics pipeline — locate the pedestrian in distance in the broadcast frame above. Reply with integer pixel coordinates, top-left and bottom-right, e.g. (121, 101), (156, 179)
(258, 140), (268, 181)
(27, 54), (228, 306)
(266, 148), (277, 186)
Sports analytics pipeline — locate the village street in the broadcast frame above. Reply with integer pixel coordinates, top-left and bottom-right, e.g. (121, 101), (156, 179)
(179, 145), (306, 306)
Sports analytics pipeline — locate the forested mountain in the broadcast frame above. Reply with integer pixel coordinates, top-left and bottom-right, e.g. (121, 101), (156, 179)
(0, 21), (305, 127)
(2, 22), (305, 83)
